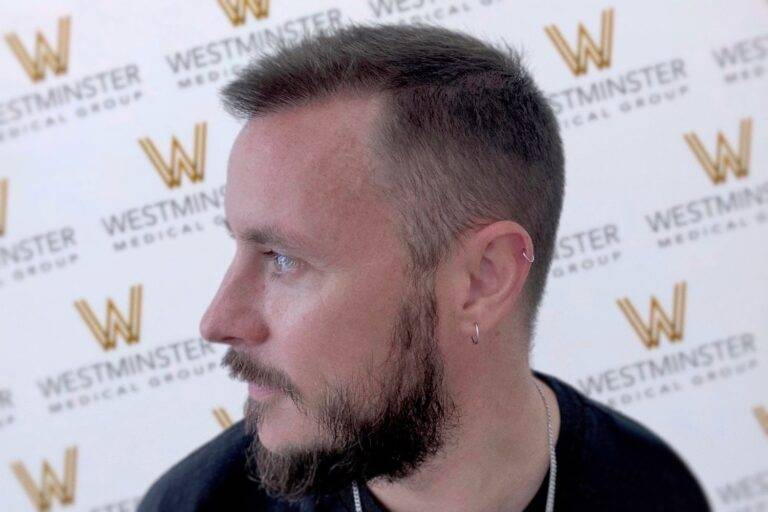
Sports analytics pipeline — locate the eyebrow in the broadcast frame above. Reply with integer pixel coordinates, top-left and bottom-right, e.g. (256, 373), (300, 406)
(222, 218), (313, 254)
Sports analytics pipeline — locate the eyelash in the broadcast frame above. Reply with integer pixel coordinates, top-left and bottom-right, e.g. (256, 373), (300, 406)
(227, 233), (297, 279)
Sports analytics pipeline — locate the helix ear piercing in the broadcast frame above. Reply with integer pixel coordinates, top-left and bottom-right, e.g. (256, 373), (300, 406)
(522, 249), (534, 263)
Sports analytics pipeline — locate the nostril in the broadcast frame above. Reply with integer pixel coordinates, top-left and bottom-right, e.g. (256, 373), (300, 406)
(199, 308), (242, 346)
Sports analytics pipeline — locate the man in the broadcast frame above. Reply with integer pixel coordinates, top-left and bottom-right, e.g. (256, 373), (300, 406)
(138, 23), (710, 511)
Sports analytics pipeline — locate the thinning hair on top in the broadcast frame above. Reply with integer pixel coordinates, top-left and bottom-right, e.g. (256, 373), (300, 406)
(221, 23), (565, 339)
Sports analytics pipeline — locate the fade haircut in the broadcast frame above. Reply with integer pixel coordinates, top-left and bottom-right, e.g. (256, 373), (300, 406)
(221, 23), (565, 339)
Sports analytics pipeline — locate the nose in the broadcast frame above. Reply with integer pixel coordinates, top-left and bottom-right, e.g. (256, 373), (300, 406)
(199, 299), (228, 346)
(199, 261), (267, 346)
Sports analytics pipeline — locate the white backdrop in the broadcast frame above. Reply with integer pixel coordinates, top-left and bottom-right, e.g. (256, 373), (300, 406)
(1, 1), (767, 511)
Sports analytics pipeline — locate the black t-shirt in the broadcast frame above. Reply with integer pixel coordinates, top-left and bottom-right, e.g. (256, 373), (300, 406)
(137, 371), (711, 511)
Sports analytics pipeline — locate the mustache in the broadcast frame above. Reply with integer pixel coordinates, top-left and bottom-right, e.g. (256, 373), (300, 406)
(220, 347), (293, 394)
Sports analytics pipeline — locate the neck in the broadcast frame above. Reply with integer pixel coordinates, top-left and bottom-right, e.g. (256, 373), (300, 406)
(367, 363), (560, 512)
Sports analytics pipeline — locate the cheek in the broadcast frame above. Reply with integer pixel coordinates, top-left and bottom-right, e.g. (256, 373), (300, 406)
(264, 274), (402, 396)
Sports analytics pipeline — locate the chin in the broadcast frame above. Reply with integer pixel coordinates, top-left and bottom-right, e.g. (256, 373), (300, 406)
(252, 406), (318, 453)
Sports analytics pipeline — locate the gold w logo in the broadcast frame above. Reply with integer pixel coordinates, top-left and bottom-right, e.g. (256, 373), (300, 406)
(74, 285), (142, 351)
(755, 406), (768, 437)
(138, 123), (207, 188)
(218, 0), (270, 26)
(11, 446), (77, 512)
(684, 118), (752, 185)
(213, 407), (234, 429)
(545, 8), (614, 76)
(616, 281), (686, 349)
(5, 16), (71, 83)
(0, 178), (7, 237)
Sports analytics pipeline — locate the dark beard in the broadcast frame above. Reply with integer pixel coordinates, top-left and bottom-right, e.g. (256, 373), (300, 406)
(234, 280), (460, 503)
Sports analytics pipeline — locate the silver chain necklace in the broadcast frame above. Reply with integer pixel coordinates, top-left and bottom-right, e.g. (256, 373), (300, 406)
(351, 379), (557, 512)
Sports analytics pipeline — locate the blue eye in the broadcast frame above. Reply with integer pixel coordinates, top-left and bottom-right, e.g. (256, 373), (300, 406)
(263, 251), (297, 277)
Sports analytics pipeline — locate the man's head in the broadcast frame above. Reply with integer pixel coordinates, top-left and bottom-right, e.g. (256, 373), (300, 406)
(200, 23), (563, 502)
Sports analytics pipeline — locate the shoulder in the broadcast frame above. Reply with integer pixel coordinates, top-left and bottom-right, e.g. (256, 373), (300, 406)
(136, 420), (267, 512)
(537, 372), (712, 511)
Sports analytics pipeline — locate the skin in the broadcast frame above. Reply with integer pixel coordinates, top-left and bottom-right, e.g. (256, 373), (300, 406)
(199, 92), (561, 512)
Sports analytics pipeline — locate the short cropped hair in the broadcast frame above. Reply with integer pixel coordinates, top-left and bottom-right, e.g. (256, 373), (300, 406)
(221, 23), (564, 338)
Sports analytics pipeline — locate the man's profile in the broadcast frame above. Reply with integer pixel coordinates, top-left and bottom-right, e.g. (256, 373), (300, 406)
(138, 23), (710, 511)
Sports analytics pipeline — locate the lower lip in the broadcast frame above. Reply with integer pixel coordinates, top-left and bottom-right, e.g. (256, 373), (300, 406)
(249, 383), (277, 399)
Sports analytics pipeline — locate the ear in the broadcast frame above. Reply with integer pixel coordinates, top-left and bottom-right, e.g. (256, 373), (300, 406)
(455, 221), (533, 341)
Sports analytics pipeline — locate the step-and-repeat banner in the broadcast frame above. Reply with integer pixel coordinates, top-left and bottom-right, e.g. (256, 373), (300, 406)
(1, 1), (766, 510)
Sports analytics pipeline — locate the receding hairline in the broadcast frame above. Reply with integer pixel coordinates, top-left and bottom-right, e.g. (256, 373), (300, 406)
(223, 90), (405, 265)
(233, 86), (398, 201)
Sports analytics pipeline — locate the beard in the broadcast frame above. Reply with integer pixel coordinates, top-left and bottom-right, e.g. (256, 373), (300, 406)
(220, 276), (460, 503)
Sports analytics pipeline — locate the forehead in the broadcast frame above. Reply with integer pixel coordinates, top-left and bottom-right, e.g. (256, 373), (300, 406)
(225, 94), (395, 260)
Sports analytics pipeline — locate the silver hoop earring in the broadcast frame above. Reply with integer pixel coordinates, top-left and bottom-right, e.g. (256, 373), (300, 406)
(522, 249), (534, 263)
(471, 322), (480, 344)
